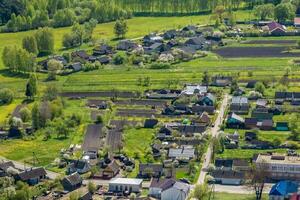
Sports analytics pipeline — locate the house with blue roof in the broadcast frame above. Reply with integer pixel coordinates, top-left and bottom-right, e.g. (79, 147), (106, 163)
(269, 181), (298, 200)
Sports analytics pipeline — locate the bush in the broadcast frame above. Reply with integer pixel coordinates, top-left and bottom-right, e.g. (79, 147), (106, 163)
(113, 53), (127, 65)
(0, 88), (14, 105)
(19, 107), (31, 123)
(149, 62), (171, 69)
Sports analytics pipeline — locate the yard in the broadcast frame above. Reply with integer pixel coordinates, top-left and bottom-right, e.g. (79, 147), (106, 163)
(214, 192), (268, 200)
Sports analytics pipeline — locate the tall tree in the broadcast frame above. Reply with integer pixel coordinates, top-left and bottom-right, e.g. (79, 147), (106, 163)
(247, 162), (270, 200)
(35, 27), (54, 56)
(114, 19), (128, 39)
(274, 3), (296, 23)
(22, 35), (38, 55)
(25, 74), (37, 100)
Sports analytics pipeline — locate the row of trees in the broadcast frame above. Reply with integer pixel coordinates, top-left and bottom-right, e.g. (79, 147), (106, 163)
(1, 0), (132, 32)
(254, 2), (297, 22)
(2, 27), (54, 73)
(115, 0), (266, 14)
(62, 19), (97, 48)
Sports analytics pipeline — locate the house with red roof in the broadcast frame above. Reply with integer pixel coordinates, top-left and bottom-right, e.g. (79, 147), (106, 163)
(265, 22), (287, 35)
(294, 17), (300, 28)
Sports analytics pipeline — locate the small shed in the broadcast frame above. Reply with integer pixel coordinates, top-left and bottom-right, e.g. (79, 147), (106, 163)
(276, 122), (289, 131)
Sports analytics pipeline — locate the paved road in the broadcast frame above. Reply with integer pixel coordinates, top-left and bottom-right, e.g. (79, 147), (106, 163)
(0, 157), (60, 180)
(197, 94), (229, 185)
(214, 184), (272, 194)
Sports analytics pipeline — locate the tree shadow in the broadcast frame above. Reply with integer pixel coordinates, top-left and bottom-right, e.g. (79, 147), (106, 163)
(0, 69), (29, 79)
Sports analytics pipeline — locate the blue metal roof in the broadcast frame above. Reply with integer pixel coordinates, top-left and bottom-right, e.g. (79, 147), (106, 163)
(269, 181), (298, 196)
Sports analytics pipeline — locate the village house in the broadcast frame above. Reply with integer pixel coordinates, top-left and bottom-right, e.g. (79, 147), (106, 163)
(181, 84), (207, 96)
(138, 163), (164, 178)
(168, 146), (195, 161)
(71, 50), (90, 61)
(100, 159), (120, 179)
(116, 40), (138, 51)
(276, 122), (289, 131)
(160, 181), (190, 200)
(191, 105), (215, 114)
(61, 172), (82, 192)
(197, 93), (216, 106)
(38, 55), (67, 70)
(93, 44), (114, 56)
(15, 167), (47, 185)
(226, 113), (245, 128)
(265, 22), (287, 36)
(230, 96), (250, 115)
(149, 178), (176, 199)
(254, 153), (300, 181)
(211, 170), (245, 185)
(109, 178), (143, 193)
(144, 119), (159, 128)
(0, 161), (15, 177)
(67, 159), (91, 174)
(294, 17), (300, 28)
(67, 62), (82, 72)
(212, 76), (232, 87)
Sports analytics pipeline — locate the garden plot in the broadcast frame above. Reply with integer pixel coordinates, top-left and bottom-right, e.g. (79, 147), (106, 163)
(60, 91), (138, 98)
(106, 130), (122, 152)
(214, 47), (300, 58)
(243, 40), (296, 45)
(116, 108), (159, 118)
(90, 110), (105, 121)
(82, 124), (105, 152)
(109, 120), (139, 130)
(87, 99), (168, 107)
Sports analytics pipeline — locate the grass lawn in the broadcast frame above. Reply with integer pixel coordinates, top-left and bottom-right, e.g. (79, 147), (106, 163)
(123, 128), (155, 163)
(214, 192), (267, 200)
(0, 123), (86, 167)
(0, 99), (23, 125)
(175, 163), (201, 184)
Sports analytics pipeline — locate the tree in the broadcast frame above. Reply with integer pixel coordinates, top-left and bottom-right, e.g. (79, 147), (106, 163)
(113, 52), (127, 65)
(114, 19), (128, 39)
(43, 85), (59, 101)
(31, 103), (40, 130)
(35, 27), (54, 56)
(274, 3), (296, 23)
(255, 82), (266, 95)
(22, 35), (38, 55)
(254, 4), (275, 20)
(25, 74), (37, 100)
(213, 5), (225, 21)
(0, 88), (14, 105)
(192, 183), (209, 200)
(246, 162), (270, 200)
(19, 107), (31, 123)
(87, 181), (96, 194)
(202, 70), (211, 86)
(47, 59), (63, 80)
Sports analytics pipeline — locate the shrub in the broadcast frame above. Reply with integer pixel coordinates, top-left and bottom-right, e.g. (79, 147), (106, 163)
(19, 107), (31, 123)
(0, 88), (14, 105)
(113, 53), (127, 65)
(149, 62), (171, 69)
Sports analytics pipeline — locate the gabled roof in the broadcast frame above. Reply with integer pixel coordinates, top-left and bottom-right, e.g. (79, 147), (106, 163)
(185, 37), (205, 45)
(168, 146), (195, 159)
(231, 96), (249, 105)
(229, 113), (245, 123)
(139, 163), (163, 173)
(269, 181), (298, 196)
(63, 172), (82, 186)
(105, 160), (120, 173)
(211, 170), (245, 179)
(150, 178), (176, 190)
(267, 22), (286, 32)
(0, 161), (14, 171)
(17, 167), (47, 181)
